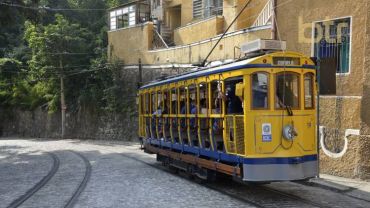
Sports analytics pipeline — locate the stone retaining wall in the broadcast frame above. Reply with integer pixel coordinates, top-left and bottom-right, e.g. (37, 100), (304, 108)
(0, 107), (138, 141)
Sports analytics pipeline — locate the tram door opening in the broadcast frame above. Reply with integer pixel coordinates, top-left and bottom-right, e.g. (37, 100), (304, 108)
(223, 76), (245, 155)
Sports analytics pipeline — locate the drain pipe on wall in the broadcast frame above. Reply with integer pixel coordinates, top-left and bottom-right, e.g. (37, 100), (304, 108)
(316, 59), (321, 178)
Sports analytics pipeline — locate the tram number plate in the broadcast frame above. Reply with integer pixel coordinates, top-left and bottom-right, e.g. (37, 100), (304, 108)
(262, 123), (272, 142)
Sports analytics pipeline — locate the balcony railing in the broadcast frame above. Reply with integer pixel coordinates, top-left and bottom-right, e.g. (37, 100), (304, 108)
(252, 0), (274, 27)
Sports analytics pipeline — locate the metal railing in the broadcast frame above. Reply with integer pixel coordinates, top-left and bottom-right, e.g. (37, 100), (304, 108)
(252, 0), (273, 27)
(225, 115), (245, 155)
(152, 28), (169, 49)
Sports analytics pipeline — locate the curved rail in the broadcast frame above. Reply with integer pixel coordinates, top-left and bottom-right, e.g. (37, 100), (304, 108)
(7, 152), (60, 208)
(258, 185), (328, 208)
(119, 153), (264, 207)
(118, 152), (328, 208)
(64, 151), (92, 208)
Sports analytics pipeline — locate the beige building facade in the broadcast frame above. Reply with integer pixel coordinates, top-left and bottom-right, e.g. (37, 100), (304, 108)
(108, 0), (370, 179)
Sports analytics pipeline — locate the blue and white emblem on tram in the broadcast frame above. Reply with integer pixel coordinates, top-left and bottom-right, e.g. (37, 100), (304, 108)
(262, 123), (272, 142)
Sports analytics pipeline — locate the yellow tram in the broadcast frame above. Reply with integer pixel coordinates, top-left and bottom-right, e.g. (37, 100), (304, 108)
(138, 50), (318, 182)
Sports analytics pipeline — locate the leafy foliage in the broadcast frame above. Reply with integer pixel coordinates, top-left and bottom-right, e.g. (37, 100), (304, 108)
(0, 0), (137, 114)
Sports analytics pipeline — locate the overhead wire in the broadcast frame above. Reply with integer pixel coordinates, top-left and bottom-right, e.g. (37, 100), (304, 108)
(0, 2), (107, 11)
(272, 5), (294, 150)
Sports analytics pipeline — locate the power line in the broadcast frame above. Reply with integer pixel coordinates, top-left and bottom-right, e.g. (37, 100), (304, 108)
(0, 0), (269, 12)
(0, 2), (107, 11)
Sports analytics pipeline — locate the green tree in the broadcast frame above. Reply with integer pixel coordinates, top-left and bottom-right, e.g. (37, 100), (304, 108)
(25, 14), (93, 111)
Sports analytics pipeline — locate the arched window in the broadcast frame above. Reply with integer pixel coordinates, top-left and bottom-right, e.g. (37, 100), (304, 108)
(198, 82), (208, 115)
(210, 80), (223, 114)
(151, 92), (156, 114)
(275, 72), (300, 109)
(145, 93), (150, 114)
(188, 84), (197, 115)
(251, 73), (269, 109)
(179, 86), (187, 115)
(170, 88), (178, 114)
(304, 73), (315, 109)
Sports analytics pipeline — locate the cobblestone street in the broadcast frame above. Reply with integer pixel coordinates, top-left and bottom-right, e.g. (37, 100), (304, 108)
(0, 138), (369, 208)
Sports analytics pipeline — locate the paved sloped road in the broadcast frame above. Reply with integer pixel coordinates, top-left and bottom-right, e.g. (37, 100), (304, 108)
(0, 138), (369, 208)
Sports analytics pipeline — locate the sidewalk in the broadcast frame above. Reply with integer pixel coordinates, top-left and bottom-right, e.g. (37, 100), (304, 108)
(306, 174), (370, 202)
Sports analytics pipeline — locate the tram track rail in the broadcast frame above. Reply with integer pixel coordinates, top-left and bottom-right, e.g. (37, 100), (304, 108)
(6, 151), (91, 208)
(118, 152), (327, 208)
(7, 152), (60, 208)
(296, 181), (370, 204)
(256, 185), (329, 208)
(118, 153), (263, 207)
(64, 151), (92, 208)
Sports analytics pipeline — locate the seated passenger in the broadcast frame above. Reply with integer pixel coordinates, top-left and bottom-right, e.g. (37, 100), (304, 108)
(180, 100), (186, 114)
(219, 84), (243, 114)
(189, 100), (197, 128)
(199, 98), (207, 114)
(171, 97), (178, 114)
(180, 100), (186, 129)
(152, 101), (163, 116)
(162, 99), (168, 114)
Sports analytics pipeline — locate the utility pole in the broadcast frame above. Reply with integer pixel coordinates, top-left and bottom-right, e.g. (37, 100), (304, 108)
(59, 56), (66, 139)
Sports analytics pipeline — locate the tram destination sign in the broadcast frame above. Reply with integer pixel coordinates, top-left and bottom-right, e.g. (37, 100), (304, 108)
(273, 57), (301, 66)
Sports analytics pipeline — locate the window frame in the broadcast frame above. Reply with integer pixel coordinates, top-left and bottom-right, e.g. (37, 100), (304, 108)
(187, 84), (198, 117)
(193, 0), (223, 20)
(250, 72), (270, 110)
(210, 79), (223, 115)
(274, 72), (301, 110)
(198, 82), (209, 116)
(178, 86), (187, 115)
(162, 89), (170, 116)
(311, 16), (352, 75)
(151, 91), (157, 114)
(170, 88), (178, 115)
(304, 72), (315, 110)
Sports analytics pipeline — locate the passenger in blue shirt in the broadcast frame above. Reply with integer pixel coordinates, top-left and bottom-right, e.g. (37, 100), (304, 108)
(189, 100), (197, 128)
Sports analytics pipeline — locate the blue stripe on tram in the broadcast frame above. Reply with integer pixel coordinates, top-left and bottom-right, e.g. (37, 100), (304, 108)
(145, 139), (317, 165)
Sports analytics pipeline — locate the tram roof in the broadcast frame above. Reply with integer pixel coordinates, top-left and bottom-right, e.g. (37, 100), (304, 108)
(139, 51), (315, 90)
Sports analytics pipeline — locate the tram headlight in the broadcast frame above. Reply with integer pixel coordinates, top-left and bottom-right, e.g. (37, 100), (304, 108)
(282, 125), (298, 141)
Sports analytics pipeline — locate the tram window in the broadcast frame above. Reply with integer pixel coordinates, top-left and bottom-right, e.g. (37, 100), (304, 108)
(179, 86), (187, 115)
(276, 73), (300, 109)
(199, 83), (208, 115)
(252, 73), (269, 109)
(211, 80), (223, 114)
(171, 88), (178, 114)
(188, 84), (197, 115)
(140, 94), (145, 114)
(151, 92), (156, 114)
(163, 90), (170, 114)
(304, 73), (314, 109)
(224, 77), (244, 115)
(156, 91), (163, 115)
(145, 93), (150, 114)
